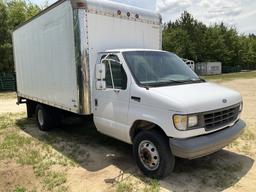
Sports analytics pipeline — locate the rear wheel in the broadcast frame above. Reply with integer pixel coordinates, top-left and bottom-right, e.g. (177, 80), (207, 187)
(133, 129), (175, 179)
(35, 104), (54, 131)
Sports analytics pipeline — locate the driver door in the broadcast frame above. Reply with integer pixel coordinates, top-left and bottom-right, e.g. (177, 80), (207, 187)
(93, 53), (130, 141)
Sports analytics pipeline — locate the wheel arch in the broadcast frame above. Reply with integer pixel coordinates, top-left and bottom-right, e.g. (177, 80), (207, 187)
(129, 119), (168, 143)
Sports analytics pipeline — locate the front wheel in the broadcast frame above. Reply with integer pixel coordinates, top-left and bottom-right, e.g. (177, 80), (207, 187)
(133, 129), (175, 179)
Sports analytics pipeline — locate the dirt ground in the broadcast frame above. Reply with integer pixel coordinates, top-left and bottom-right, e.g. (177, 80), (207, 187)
(0, 78), (255, 192)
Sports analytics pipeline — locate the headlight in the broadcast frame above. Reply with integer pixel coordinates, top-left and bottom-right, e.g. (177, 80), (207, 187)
(188, 115), (198, 127)
(173, 115), (187, 131)
(173, 115), (198, 131)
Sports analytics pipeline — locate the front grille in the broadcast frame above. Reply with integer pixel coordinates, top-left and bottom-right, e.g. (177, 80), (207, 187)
(203, 105), (240, 130)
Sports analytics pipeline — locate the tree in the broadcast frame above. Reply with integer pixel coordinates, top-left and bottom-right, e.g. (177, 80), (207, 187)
(0, 1), (8, 44)
(163, 27), (196, 59)
(162, 11), (256, 71)
(0, 1), (10, 72)
(0, 0), (40, 73)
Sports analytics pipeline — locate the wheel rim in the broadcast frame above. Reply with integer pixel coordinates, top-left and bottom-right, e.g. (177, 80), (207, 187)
(38, 109), (44, 126)
(138, 140), (160, 171)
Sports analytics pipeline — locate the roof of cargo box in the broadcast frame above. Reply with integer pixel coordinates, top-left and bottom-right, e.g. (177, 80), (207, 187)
(72, 0), (161, 23)
(14, 0), (161, 31)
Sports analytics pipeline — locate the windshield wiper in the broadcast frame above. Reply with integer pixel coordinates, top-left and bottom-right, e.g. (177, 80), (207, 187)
(144, 80), (185, 87)
(199, 78), (206, 82)
(142, 78), (206, 88)
(183, 78), (206, 83)
(162, 79), (205, 84)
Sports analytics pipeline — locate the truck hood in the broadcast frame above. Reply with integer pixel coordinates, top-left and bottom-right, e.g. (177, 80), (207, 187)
(149, 82), (241, 113)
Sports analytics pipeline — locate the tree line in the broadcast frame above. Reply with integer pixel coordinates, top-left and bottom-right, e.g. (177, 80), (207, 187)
(0, 1), (255, 73)
(163, 11), (256, 71)
(0, 0), (41, 73)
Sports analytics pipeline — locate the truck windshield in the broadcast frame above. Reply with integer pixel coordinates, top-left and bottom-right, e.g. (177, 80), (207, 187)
(123, 51), (202, 87)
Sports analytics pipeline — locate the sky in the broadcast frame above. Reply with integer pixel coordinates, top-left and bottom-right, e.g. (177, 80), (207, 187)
(32, 0), (256, 34)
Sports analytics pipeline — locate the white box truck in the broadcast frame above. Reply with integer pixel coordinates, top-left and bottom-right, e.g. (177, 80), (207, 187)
(13, 0), (245, 179)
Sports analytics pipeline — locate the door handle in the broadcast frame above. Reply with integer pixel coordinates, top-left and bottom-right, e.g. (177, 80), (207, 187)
(131, 96), (141, 102)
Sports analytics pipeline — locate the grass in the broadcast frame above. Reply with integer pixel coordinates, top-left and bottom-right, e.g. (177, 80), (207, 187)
(0, 113), (25, 130)
(43, 171), (67, 191)
(202, 70), (256, 82)
(0, 133), (32, 148)
(14, 186), (27, 192)
(116, 179), (160, 192)
(34, 161), (52, 177)
(18, 150), (42, 165)
(143, 180), (160, 192)
(0, 113), (73, 191)
(0, 133), (33, 160)
(116, 181), (134, 192)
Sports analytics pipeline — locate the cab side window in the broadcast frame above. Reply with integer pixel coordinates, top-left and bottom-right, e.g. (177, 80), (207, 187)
(101, 55), (127, 90)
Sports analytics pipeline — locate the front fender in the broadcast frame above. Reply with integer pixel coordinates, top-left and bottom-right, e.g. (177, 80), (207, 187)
(127, 103), (172, 142)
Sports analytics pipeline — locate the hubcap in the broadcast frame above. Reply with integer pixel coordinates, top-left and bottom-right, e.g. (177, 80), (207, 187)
(138, 140), (160, 171)
(38, 109), (44, 126)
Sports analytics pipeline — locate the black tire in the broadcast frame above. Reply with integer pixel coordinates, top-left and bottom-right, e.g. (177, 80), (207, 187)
(133, 129), (175, 179)
(35, 104), (54, 131)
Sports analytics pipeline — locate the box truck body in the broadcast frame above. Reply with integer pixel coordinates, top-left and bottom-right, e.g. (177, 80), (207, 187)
(13, 0), (245, 179)
(13, 0), (161, 114)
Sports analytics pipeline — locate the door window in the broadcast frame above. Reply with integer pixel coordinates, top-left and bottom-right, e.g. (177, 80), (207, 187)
(102, 55), (127, 90)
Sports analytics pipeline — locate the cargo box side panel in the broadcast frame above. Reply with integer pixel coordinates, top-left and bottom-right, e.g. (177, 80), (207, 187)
(13, 1), (79, 113)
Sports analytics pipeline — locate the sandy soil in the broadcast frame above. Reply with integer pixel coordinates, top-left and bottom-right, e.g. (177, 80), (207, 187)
(0, 161), (42, 192)
(0, 78), (255, 192)
(0, 92), (26, 114)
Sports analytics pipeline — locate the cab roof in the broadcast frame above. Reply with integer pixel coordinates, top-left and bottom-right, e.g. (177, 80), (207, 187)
(104, 48), (166, 53)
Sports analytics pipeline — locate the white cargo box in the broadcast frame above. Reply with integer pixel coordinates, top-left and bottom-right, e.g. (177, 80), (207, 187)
(13, 0), (161, 114)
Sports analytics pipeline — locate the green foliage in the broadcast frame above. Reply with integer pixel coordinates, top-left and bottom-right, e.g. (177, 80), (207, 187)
(14, 185), (26, 192)
(143, 179), (160, 192)
(0, 2), (8, 44)
(0, 0), (40, 73)
(116, 181), (134, 192)
(163, 11), (256, 70)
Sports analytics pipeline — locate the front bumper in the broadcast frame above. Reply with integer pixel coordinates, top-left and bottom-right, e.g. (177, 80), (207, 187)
(169, 120), (246, 159)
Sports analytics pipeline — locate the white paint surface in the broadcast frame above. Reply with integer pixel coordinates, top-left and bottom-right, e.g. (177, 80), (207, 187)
(13, 1), (79, 112)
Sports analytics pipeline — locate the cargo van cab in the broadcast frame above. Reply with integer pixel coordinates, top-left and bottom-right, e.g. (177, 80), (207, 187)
(92, 49), (245, 178)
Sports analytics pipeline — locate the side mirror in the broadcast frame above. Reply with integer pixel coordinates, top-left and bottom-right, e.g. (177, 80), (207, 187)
(96, 80), (106, 90)
(96, 64), (106, 80)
